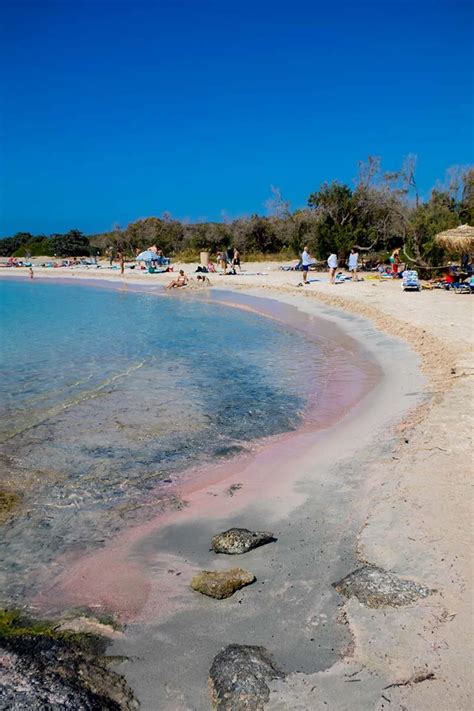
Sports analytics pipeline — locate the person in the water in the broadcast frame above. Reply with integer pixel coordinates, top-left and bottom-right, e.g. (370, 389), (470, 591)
(166, 270), (188, 289)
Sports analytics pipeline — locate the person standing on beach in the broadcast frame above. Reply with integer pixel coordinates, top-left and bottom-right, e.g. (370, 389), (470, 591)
(348, 247), (359, 281)
(301, 245), (313, 284)
(117, 251), (125, 275)
(106, 246), (114, 267)
(232, 247), (241, 273)
(390, 248), (400, 276)
(28, 266), (34, 279)
(328, 252), (338, 284)
(219, 251), (228, 273)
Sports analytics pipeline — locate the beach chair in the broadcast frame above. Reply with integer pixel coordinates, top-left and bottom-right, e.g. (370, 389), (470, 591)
(453, 277), (474, 294)
(401, 270), (421, 291)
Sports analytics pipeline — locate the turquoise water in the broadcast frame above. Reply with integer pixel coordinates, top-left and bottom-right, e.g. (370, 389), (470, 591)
(0, 279), (330, 601)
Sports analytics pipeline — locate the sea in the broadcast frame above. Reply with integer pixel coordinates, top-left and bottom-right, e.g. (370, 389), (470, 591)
(0, 278), (370, 604)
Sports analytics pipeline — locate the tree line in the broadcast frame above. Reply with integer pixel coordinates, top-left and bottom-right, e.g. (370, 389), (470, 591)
(1, 157), (472, 266)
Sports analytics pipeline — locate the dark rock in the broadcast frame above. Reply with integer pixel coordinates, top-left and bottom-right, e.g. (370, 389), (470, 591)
(212, 528), (275, 555)
(213, 445), (245, 458)
(191, 569), (255, 599)
(333, 566), (434, 608)
(209, 644), (285, 710)
(0, 610), (138, 710)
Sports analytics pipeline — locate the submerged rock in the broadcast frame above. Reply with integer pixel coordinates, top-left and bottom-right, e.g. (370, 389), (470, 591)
(191, 568), (255, 599)
(0, 609), (138, 710)
(209, 644), (285, 710)
(214, 445), (246, 458)
(0, 491), (22, 524)
(55, 616), (123, 639)
(333, 566), (434, 608)
(211, 528), (275, 555)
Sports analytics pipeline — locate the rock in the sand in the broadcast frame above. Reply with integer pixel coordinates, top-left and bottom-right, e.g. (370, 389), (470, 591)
(211, 528), (275, 555)
(209, 644), (285, 710)
(0, 609), (138, 710)
(191, 568), (255, 599)
(0, 637), (138, 711)
(55, 616), (123, 639)
(333, 565), (434, 608)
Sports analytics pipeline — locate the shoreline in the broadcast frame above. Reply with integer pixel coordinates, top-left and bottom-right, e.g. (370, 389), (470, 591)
(26, 279), (385, 620)
(19, 272), (423, 709)
(1, 265), (472, 710)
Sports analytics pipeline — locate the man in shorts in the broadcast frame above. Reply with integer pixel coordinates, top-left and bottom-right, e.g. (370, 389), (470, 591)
(232, 248), (241, 273)
(301, 245), (314, 284)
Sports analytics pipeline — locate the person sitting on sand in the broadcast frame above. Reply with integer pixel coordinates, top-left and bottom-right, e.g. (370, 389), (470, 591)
(196, 274), (211, 285)
(166, 270), (188, 289)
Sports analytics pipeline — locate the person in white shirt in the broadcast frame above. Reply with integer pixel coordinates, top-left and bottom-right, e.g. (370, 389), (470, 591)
(348, 247), (359, 281)
(301, 245), (313, 284)
(327, 253), (338, 284)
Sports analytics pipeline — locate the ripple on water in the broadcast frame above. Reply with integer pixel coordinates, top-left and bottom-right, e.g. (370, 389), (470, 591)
(0, 280), (370, 605)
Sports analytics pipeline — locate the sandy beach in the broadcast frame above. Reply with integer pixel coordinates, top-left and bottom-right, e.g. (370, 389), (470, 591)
(1, 262), (473, 710)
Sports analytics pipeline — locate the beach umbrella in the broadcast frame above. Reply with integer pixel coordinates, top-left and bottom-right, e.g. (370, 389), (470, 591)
(435, 224), (474, 253)
(136, 250), (158, 261)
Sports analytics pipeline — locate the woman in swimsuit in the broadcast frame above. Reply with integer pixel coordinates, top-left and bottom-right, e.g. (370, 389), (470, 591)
(390, 248), (400, 276)
(166, 270), (188, 289)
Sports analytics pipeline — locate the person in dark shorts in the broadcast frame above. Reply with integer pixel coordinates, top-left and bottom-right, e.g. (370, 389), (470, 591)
(301, 245), (313, 284)
(232, 248), (241, 272)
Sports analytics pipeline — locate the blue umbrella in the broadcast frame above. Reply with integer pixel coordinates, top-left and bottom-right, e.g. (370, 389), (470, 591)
(136, 250), (158, 261)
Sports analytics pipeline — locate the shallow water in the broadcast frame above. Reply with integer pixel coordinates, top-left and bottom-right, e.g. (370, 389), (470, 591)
(0, 279), (355, 603)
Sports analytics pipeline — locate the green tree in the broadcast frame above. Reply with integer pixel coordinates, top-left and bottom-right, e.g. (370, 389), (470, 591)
(460, 168), (474, 224)
(307, 182), (360, 258)
(0, 232), (34, 256)
(405, 190), (459, 266)
(51, 230), (90, 256)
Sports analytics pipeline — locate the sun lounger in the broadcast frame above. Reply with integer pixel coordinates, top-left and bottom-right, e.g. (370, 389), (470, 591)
(453, 277), (474, 294)
(401, 270), (421, 291)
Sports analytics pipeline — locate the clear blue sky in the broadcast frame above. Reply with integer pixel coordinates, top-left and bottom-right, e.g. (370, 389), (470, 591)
(1, 0), (472, 236)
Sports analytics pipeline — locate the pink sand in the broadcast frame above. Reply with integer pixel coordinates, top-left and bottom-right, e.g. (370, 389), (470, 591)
(34, 288), (380, 621)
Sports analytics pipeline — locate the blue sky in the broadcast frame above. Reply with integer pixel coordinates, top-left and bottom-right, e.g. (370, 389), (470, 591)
(1, 0), (472, 235)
